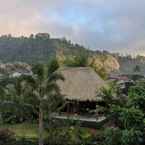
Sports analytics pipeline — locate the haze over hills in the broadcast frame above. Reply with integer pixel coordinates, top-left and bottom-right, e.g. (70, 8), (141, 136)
(0, 33), (145, 75)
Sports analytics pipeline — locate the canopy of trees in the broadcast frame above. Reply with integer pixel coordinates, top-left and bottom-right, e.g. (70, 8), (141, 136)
(0, 34), (87, 63)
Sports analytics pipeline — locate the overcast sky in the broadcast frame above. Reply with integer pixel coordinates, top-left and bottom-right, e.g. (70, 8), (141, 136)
(0, 0), (145, 55)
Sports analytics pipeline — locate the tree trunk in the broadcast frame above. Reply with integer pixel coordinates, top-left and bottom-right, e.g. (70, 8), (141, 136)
(39, 106), (44, 145)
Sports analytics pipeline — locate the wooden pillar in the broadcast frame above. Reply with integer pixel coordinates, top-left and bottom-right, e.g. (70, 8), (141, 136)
(77, 101), (79, 114)
(67, 101), (70, 114)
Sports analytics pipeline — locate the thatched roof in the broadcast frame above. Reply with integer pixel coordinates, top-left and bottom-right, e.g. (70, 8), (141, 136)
(57, 67), (106, 101)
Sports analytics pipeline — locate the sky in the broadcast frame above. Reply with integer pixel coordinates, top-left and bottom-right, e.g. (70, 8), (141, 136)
(0, 0), (145, 56)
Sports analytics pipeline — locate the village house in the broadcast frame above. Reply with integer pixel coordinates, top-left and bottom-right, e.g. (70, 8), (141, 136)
(57, 67), (106, 115)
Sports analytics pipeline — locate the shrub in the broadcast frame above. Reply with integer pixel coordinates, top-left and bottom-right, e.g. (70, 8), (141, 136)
(0, 128), (16, 145)
(111, 106), (144, 129)
(103, 128), (122, 145)
(45, 127), (93, 145)
(64, 53), (88, 67)
(103, 128), (144, 145)
(121, 129), (143, 145)
(16, 138), (37, 145)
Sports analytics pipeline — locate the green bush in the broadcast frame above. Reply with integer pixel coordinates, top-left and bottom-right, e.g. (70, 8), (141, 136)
(128, 83), (145, 112)
(101, 80), (145, 145)
(0, 105), (35, 124)
(16, 138), (37, 145)
(0, 128), (16, 145)
(121, 129), (143, 145)
(103, 128), (144, 145)
(103, 128), (122, 145)
(45, 127), (93, 145)
(111, 106), (144, 129)
(64, 53), (88, 67)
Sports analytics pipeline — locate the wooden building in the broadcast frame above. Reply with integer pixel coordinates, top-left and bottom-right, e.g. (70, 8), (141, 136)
(57, 67), (106, 115)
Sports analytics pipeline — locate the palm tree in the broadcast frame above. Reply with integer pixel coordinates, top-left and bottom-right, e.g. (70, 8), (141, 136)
(0, 74), (35, 123)
(97, 82), (125, 115)
(19, 59), (64, 145)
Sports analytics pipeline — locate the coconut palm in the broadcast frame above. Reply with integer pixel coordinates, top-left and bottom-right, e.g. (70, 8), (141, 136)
(18, 59), (64, 145)
(0, 74), (35, 124)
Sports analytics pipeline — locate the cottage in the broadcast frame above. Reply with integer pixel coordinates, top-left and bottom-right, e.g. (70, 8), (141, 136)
(57, 67), (106, 114)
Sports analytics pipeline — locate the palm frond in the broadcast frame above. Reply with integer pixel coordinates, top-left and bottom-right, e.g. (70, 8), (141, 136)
(47, 58), (59, 75)
(32, 63), (45, 80)
(46, 83), (60, 94)
(19, 74), (37, 88)
(0, 76), (16, 87)
(48, 72), (65, 82)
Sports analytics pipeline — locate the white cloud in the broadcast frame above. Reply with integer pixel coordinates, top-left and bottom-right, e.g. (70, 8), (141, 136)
(0, 0), (145, 55)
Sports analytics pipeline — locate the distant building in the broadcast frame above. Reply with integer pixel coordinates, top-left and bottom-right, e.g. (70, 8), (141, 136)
(35, 33), (50, 39)
(109, 74), (129, 81)
(0, 63), (32, 77)
(109, 73), (135, 95)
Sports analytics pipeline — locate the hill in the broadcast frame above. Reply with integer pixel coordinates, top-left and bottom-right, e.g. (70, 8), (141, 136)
(115, 55), (145, 75)
(0, 33), (86, 63)
(0, 33), (145, 75)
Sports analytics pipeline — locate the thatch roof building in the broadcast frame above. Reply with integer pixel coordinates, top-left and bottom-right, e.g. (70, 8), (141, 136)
(57, 67), (106, 102)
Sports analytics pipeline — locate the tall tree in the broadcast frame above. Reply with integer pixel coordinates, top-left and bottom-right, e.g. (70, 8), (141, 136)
(19, 59), (64, 145)
(133, 65), (141, 73)
(0, 59), (64, 145)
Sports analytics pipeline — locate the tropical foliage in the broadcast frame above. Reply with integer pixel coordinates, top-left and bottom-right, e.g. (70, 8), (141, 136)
(0, 55), (145, 145)
(98, 81), (145, 145)
(0, 58), (65, 145)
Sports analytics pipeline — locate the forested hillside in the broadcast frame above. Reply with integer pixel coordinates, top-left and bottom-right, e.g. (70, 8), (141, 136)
(0, 33), (86, 63)
(115, 55), (145, 75)
(0, 33), (145, 75)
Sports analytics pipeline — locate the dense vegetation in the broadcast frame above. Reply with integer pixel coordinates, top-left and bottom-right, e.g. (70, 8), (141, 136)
(0, 33), (145, 75)
(0, 34), (87, 63)
(0, 58), (144, 145)
(95, 81), (145, 145)
(0, 34), (145, 144)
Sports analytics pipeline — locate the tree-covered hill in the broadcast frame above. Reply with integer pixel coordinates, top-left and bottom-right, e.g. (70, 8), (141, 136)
(0, 33), (145, 75)
(0, 33), (87, 63)
(115, 55), (145, 75)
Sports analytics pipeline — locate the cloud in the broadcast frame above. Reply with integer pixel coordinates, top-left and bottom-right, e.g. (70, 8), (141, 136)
(0, 0), (145, 55)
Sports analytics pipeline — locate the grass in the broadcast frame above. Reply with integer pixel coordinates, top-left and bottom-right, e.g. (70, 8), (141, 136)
(0, 123), (38, 139)
(0, 122), (103, 141)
